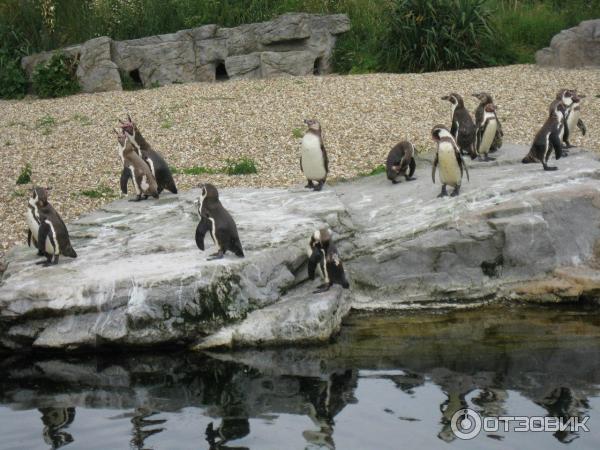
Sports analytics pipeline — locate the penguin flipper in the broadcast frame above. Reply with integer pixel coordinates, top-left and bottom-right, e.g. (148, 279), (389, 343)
(27, 229), (32, 247)
(37, 222), (52, 256)
(577, 119), (586, 136)
(455, 146), (470, 182)
(431, 154), (438, 184)
(408, 158), (416, 179)
(307, 246), (322, 280)
(120, 167), (130, 195)
(550, 132), (563, 160)
(231, 236), (244, 257)
(195, 217), (211, 251)
(321, 142), (329, 174)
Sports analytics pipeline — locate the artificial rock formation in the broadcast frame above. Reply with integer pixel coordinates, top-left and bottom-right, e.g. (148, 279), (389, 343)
(21, 13), (351, 92)
(2, 144), (600, 351)
(536, 19), (600, 68)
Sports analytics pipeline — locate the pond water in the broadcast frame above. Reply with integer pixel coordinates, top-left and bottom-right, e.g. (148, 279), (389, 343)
(2, 305), (600, 450)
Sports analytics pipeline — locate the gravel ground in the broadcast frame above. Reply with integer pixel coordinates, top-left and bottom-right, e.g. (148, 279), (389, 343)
(1, 64), (599, 258)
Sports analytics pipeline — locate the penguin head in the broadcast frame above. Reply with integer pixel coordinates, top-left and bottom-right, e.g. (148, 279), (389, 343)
(484, 103), (496, 113)
(550, 99), (566, 118)
(441, 93), (463, 107)
(304, 119), (321, 133)
(200, 183), (219, 202)
(556, 89), (575, 107)
(119, 113), (137, 138)
(431, 124), (451, 142)
(473, 92), (493, 104)
(30, 186), (50, 208)
(318, 227), (332, 243)
(113, 128), (127, 147)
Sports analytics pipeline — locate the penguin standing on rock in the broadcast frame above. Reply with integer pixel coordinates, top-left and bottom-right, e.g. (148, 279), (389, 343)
(119, 115), (178, 195)
(308, 228), (350, 293)
(26, 186), (77, 266)
(115, 129), (159, 201)
(522, 99), (566, 171)
(475, 103), (498, 161)
(386, 141), (416, 183)
(300, 119), (328, 191)
(441, 94), (477, 159)
(195, 183), (244, 260)
(431, 125), (470, 198)
(473, 92), (503, 153)
(556, 89), (587, 150)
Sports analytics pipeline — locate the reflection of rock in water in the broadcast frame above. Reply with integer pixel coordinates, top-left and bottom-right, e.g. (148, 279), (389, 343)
(537, 386), (590, 444)
(130, 407), (167, 450)
(39, 407), (75, 449)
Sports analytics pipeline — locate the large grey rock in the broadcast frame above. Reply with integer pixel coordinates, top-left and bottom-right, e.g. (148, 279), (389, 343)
(2, 144), (600, 352)
(536, 19), (600, 68)
(76, 37), (122, 92)
(20, 13), (351, 91)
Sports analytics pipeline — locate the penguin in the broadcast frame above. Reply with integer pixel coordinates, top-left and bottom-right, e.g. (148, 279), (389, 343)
(475, 103), (498, 161)
(26, 187), (46, 256)
(386, 141), (416, 183)
(556, 89), (587, 149)
(307, 227), (350, 293)
(473, 92), (503, 153)
(307, 229), (326, 281)
(441, 93), (477, 159)
(119, 115), (178, 195)
(195, 183), (244, 260)
(522, 99), (566, 171)
(300, 119), (329, 191)
(115, 129), (159, 201)
(431, 125), (470, 197)
(27, 186), (77, 266)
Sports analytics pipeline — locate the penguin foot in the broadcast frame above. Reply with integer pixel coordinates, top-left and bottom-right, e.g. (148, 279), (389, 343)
(207, 251), (224, 261)
(313, 283), (331, 294)
(543, 166), (558, 171)
(128, 196), (142, 202)
(37, 251), (45, 257)
(313, 181), (324, 192)
(305, 181), (314, 189)
(450, 188), (460, 197)
(484, 156), (496, 161)
(437, 186), (448, 198)
(405, 176), (416, 181)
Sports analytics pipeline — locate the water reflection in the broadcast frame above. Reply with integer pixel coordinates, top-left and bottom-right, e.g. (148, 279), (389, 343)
(1, 305), (600, 449)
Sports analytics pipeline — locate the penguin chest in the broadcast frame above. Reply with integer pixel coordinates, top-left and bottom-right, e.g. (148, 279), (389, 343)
(25, 209), (54, 254)
(438, 144), (461, 187)
(479, 119), (497, 155)
(567, 109), (580, 133)
(301, 134), (326, 180)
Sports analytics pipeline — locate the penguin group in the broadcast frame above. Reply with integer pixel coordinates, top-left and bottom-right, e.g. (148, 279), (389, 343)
(23, 88), (587, 296)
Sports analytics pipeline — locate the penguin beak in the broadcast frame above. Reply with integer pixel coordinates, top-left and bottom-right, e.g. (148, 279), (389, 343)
(303, 119), (309, 125)
(441, 96), (450, 101)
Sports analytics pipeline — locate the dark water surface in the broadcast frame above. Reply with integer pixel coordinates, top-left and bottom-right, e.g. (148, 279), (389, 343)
(2, 305), (600, 450)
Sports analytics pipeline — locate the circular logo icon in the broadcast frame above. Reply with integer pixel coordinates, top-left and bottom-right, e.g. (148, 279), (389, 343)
(451, 408), (482, 440)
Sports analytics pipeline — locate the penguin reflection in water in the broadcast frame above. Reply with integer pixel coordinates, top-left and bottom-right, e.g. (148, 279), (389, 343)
(300, 119), (329, 191)
(308, 228), (350, 293)
(431, 125), (470, 198)
(26, 186), (77, 266)
(195, 183), (245, 260)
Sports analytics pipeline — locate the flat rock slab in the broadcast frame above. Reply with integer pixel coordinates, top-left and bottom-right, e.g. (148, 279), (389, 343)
(2, 143), (600, 351)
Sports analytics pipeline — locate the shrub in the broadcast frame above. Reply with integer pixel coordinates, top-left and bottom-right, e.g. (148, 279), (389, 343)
(224, 158), (258, 175)
(32, 52), (80, 98)
(16, 163), (32, 185)
(381, 0), (497, 73)
(0, 51), (27, 99)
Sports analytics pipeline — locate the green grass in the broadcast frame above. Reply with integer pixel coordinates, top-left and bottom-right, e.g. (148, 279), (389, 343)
(80, 185), (115, 198)
(171, 166), (220, 175)
(225, 158), (258, 175)
(292, 127), (304, 139)
(15, 163), (32, 185)
(359, 164), (385, 177)
(72, 113), (92, 125)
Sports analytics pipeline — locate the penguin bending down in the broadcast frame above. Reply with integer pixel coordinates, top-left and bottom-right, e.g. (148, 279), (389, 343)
(431, 125), (470, 197)
(307, 228), (350, 293)
(118, 115), (177, 195)
(475, 103), (498, 161)
(473, 92), (503, 153)
(441, 93), (477, 159)
(522, 99), (566, 171)
(300, 119), (328, 191)
(26, 186), (77, 266)
(195, 183), (244, 260)
(556, 89), (586, 149)
(386, 141), (416, 183)
(115, 130), (159, 201)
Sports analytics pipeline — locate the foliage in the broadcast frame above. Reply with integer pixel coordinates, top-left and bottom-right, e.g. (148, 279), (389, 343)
(171, 166), (220, 175)
(15, 164), (32, 185)
(80, 185), (115, 198)
(359, 164), (386, 177)
(32, 52), (80, 98)
(224, 158), (258, 175)
(0, 51), (27, 99)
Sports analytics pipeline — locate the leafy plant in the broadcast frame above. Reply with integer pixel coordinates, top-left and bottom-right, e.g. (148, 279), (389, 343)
(72, 113), (92, 125)
(80, 185), (115, 198)
(36, 114), (56, 135)
(16, 163), (32, 185)
(359, 164), (385, 177)
(0, 51), (27, 99)
(32, 52), (80, 98)
(171, 166), (220, 175)
(224, 158), (258, 175)
(292, 127), (304, 139)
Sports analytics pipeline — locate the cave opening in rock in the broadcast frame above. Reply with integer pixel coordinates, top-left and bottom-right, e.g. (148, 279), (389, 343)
(215, 62), (229, 81)
(313, 58), (323, 75)
(120, 68), (144, 90)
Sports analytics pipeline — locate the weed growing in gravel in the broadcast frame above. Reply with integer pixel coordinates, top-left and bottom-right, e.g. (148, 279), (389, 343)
(225, 158), (258, 175)
(161, 117), (174, 129)
(36, 115), (56, 135)
(11, 190), (26, 198)
(72, 114), (92, 125)
(4, 140), (13, 146)
(359, 165), (385, 177)
(15, 163), (32, 185)
(292, 128), (304, 139)
(80, 186), (115, 198)
(171, 166), (220, 175)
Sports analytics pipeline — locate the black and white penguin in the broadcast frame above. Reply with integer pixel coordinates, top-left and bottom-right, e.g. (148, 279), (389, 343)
(473, 92), (503, 153)
(556, 89), (587, 149)
(475, 103), (498, 161)
(522, 99), (566, 171)
(119, 115), (178, 195)
(431, 125), (470, 197)
(441, 93), (477, 159)
(307, 228), (350, 293)
(195, 183), (244, 260)
(300, 119), (329, 191)
(26, 186), (77, 266)
(115, 129), (159, 201)
(386, 141), (416, 183)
